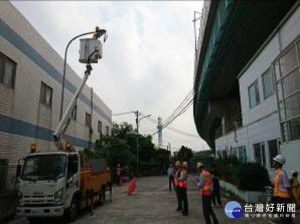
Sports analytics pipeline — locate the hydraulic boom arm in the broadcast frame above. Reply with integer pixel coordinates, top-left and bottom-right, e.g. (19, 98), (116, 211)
(53, 50), (99, 150)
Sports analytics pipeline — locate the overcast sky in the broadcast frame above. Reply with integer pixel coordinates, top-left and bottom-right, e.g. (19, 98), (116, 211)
(12, 1), (209, 152)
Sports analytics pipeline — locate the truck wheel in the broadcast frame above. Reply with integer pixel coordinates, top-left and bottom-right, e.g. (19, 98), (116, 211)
(108, 181), (112, 202)
(27, 217), (40, 224)
(102, 186), (106, 202)
(66, 196), (78, 222)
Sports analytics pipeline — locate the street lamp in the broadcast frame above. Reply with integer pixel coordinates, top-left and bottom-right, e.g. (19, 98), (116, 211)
(59, 27), (107, 120)
(135, 111), (151, 176)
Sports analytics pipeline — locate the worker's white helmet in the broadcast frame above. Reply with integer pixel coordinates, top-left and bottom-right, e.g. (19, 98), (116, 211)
(273, 154), (286, 165)
(291, 170), (298, 176)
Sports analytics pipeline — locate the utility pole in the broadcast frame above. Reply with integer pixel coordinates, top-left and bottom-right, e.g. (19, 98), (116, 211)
(135, 110), (140, 176)
(192, 11), (201, 56)
(157, 117), (163, 148)
(113, 110), (150, 176)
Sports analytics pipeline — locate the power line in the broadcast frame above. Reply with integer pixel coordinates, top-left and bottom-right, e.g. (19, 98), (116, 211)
(143, 115), (198, 138)
(151, 97), (193, 136)
(163, 89), (193, 125)
(162, 98), (193, 129)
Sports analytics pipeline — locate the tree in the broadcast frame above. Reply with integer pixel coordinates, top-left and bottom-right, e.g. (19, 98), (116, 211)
(177, 146), (193, 163)
(94, 121), (171, 177)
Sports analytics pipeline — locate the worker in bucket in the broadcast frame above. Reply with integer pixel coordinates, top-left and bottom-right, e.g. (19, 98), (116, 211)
(273, 154), (293, 224)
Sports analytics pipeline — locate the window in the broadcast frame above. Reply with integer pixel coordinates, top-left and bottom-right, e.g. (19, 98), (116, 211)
(40, 82), (53, 108)
(71, 103), (77, 120)
(268, 139), (279, 168)
(67, 155), (78, 179)
(262, 69), (274, 99)
(237, 146), (247, 163)
(253, 143), (266, 167)
(222, 150), (228, 158)
(0, 52), (17, 88)
(85, 113), (91, 127)
(248, 79), (260, 108)
(273, 39), (300, 142)
(98, 121), (102, 134)
(0, 159), (8, 192)
(106, 126), (109, 136)
(281, 69), (300, 98)
(279, 46), (298, 76)
(289, 117), (300, 141)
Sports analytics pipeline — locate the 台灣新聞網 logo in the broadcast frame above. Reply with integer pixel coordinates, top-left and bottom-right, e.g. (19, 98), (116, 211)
(225, 201), (243, 218)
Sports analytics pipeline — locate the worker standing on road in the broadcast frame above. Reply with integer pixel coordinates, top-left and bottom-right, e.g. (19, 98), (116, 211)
(196, 162), (218, 224)
(290, 170), (300, 207)
(273, 155), (293, 224)
(168, 164), (175, 192)
(179, 161), (189, 216)
(174, 161), (182, 212)
(116, 164), (122, 186)
(211, 171), (222, 207)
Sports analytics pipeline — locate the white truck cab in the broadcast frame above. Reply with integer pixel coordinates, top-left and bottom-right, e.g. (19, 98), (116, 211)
(17, 151), (80, 220)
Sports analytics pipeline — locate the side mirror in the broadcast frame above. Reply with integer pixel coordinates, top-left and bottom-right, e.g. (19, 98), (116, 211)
(16, 164), (22, 177)
(69, 176), (74, 183)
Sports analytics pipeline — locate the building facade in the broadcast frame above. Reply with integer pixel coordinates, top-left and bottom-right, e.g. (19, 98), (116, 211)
(193, 0), (299, 176)
(0, 1), (112, 191)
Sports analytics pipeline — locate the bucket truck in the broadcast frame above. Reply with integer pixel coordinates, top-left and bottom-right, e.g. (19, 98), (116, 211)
(16, 28), (111, 223)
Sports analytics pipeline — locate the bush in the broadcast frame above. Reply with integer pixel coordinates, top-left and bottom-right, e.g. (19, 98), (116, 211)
(236, 163), (271, 191)
(211, 156), (271, 192)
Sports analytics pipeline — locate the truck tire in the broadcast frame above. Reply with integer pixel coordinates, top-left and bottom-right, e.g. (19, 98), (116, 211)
(102, 185), (106, 202)
(27, 217), (40, 224)
(108, 181), (112, 202)
(66, 196), (78, 222)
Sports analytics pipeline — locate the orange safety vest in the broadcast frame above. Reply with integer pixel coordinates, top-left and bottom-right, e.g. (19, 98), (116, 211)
(274, 170), (290, 199)
(178, 170), (188, 188)
(200, 170), (211, 196)
(174, 168), (181, 186)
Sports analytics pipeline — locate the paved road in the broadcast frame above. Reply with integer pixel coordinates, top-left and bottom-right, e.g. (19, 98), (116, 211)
(8, 176), (275, 224)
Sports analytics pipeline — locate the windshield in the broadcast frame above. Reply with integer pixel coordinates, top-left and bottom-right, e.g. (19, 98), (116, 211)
(21, 154), (67, 181)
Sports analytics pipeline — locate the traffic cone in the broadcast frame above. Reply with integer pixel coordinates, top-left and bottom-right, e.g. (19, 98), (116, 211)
(128, 178), (137, 196)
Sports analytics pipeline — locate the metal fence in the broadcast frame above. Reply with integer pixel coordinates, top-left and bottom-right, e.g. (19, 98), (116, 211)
(0, 162), (18, 193)
(215, 113), (243, 139)
(0, 161), (18, 221)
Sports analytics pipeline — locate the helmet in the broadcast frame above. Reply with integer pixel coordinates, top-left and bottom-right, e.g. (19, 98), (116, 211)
(196, 162), (204, 169)
(273, 154), (286, 165)
(175, 161), (181, 167)
(291, 170), (298, 176)
(182, 161), (188, 168)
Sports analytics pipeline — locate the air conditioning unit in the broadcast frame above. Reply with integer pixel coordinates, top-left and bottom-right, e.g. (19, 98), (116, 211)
(79, 38), (103, 64)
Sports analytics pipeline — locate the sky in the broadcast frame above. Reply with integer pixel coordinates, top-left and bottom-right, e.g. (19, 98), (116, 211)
(12, 1), (209, 152)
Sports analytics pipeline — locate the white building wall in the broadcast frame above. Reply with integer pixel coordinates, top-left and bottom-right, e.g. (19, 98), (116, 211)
(216, 5), (300, 177)
(0, 1), (112, 173)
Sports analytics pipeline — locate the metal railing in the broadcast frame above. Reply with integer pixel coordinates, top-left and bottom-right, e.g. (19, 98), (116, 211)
(0, 164), (18, 193)
(215, 113), (243, 139)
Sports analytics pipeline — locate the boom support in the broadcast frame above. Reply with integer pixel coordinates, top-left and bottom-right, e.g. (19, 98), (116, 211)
(53, 63), (93, 149)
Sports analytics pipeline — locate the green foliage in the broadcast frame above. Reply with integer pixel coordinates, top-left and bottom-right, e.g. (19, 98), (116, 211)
(190, 150), (214, 173)
(211, 155), (271, 191)
(93, 122), (171, 178)
(236, 163), (271, 191)
(177, 146), (193, 163)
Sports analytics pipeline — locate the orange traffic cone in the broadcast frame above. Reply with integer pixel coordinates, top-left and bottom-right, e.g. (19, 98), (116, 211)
(128, 178), (137, 196)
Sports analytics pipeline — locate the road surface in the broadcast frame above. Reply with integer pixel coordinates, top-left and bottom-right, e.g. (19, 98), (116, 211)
(8, 176), (277, 224)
